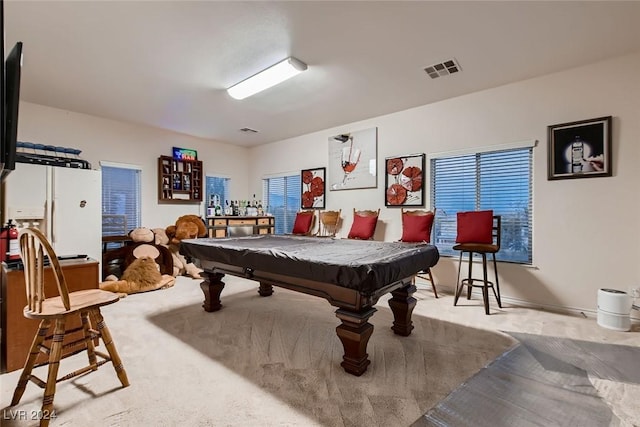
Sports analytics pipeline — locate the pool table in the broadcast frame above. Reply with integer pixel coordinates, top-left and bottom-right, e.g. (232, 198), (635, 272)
(180, 234), (440, 376)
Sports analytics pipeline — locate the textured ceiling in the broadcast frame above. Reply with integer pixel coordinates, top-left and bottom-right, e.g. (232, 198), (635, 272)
(5, 1), (640, 147)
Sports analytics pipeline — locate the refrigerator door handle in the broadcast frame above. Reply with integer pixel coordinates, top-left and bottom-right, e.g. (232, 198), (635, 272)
(50, 199), (55, 243)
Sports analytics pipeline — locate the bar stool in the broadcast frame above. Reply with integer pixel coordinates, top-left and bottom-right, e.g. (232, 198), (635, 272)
(453, 211), (502, 315)
(291, 210), (316, 235)
(399, 208), (438, 298)
(347, 209), (380, 240)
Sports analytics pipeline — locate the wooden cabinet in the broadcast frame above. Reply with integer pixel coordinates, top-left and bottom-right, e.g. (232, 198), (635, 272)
(158, 155), (203, 203)
(206, 216), (275, 238)
(0, 259), (99, 373)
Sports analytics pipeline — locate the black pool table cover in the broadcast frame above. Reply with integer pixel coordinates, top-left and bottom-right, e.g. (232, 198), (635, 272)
(180, 235), (439, 294)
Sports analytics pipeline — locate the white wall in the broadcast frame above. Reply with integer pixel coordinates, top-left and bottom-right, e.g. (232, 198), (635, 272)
(14, 102), (250, 230)
(10, 52), (639, 315)
(249, 51), (640, 314)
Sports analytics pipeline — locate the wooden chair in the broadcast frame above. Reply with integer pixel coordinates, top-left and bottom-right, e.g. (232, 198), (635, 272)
(453, 212), (502, 315)
(10, 228), (129, 426)
(291, 210), (316, 235)
(315, 209), (341, 237)
(400, 208), (438, 298)
(347, 208), (380, 240)
(101, 214), (128, 252)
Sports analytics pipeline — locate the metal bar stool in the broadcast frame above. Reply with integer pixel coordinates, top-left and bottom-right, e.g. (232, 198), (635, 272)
(453, 212), (502, 315)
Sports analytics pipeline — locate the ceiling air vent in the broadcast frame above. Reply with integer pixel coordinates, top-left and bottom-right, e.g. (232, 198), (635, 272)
(240, 127), (258, 133)
(424, 58), (461, 79)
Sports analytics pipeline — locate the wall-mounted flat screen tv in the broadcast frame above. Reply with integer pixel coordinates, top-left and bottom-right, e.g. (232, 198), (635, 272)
(1, 41), (23, 181)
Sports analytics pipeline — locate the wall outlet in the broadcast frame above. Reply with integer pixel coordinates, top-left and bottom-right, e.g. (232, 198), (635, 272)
(630, 287), (640, 299)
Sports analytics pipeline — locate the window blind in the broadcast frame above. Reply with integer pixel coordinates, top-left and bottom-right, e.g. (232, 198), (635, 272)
(262, 174), (301, 234)
(101, 164), (141, 237)
(205, 176), (230, 208)
(431, 147), (532, 264)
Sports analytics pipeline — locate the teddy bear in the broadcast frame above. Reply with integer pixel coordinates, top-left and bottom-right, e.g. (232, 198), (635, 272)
(159, 215), (207, 279)
(165, 214), (207, 244)
(99, 255), (175, 296)
(102, 227), (173, 281)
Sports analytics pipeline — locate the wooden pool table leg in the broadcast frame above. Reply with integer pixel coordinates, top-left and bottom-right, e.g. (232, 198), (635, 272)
(388, 283), (417, 336)
(258, 283), (274, 296)
(200, 271), (225, 312)
(335, 307), (377, 376)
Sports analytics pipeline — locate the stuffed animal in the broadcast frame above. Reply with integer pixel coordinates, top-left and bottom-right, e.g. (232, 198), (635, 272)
(153, 227), (196, 278)
(163, 215), (206, 279)
(103, 227), (174, 281)
(128, 226), (155, 243)
(165, 214), (207, 244)
(99, 256), (175, 296)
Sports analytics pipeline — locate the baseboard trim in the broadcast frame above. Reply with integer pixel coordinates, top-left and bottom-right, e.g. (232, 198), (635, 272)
(416, 282), (640, 322)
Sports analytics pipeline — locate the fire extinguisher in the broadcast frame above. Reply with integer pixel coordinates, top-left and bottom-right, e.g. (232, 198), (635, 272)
(6, 219), (20, 261)
(0, 224), (8, 263)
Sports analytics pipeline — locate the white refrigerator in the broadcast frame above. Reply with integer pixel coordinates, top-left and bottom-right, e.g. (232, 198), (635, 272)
(2, 163), (102, 269)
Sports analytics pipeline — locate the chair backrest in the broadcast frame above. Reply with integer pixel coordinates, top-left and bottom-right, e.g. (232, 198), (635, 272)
(317, 209), (341, 237)
(18, 227), (71, 313)
(455, 210), (501, 248)
(400, 208), (436, 243)
(291, 210), (316, 235)
(347, 208), (380, 240)
(102, 214), (127, 237)
(493, 215), (502, 248)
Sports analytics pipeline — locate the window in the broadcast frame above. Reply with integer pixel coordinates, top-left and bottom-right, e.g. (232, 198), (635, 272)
(205, 175), (230, 209)
(101, 162), (141, 242)
(430, 142), (533, 264)
(262, 174), (301, 234)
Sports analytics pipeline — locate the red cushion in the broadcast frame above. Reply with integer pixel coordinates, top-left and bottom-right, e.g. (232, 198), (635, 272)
(456, 210), (494, 244)
(401, 213), (435, 243)
(292, 212), (314, 234)
(348, 215), (378, 240)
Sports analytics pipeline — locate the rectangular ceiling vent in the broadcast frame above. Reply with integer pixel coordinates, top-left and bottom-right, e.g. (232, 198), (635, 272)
(240, 127), (258, 133)
(424, 58), (461, 79)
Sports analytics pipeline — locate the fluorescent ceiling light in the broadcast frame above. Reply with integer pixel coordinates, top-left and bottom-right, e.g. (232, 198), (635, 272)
(227, 57), (307, 100)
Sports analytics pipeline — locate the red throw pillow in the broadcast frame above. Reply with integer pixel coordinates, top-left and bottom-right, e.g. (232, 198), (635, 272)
(456, 210), (494, 244)
(292, 212), (314, 235)
(348, 215), (378, 240)
(401, 213), (435, 243)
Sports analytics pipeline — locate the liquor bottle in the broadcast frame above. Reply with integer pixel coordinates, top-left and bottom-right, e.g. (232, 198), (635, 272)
(257, 200), (263, 216)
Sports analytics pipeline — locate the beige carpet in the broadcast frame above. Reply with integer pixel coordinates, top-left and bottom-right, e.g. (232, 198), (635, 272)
(1, 275), (638, 426)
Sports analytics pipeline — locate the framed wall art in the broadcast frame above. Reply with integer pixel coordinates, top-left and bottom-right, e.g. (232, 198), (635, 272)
(328, 127), (377, 191)
(301, 167), (325, 209)
(384, 153), (425, 207)
(547, 116), (612, 180)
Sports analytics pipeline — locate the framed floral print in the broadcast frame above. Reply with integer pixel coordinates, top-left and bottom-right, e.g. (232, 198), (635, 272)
(301, 167), (326, 209)
(385, 153), (425, 207)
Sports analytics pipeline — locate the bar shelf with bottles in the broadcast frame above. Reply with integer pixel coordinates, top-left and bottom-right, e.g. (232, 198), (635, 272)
(158, 155), (202, 203)
(205, 198), (274, 238)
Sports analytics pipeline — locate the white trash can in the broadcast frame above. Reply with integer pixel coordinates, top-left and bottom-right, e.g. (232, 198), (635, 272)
(597, 288), (633, 331)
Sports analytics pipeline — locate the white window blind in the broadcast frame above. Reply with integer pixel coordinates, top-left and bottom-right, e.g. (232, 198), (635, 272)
(262, 174), (301, 234)
(205, 176), (230, 208)
(101, 163), (141, 237)
(430, 146), (533, 264)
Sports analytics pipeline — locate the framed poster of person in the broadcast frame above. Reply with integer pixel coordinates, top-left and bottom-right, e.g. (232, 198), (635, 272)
(547, 116), (612, 180)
